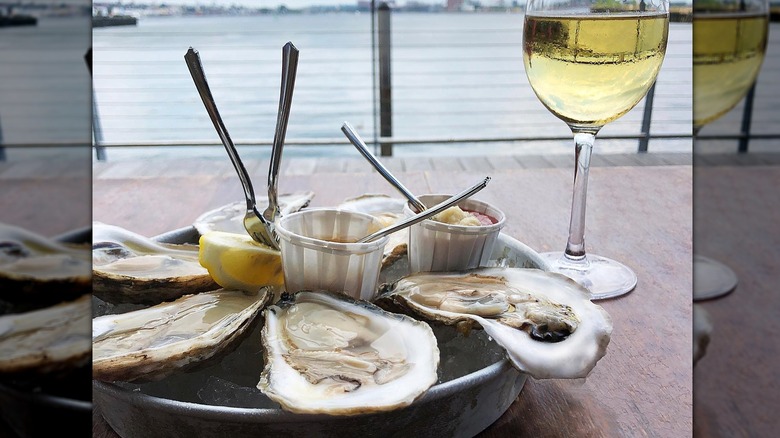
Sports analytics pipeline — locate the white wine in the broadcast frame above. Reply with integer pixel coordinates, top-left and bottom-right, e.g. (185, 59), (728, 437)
(523, 13), (668, 128)
(693, 13), (768, 128)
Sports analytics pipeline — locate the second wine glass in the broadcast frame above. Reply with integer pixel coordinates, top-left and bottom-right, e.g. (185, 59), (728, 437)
(522, 0), (670, 299)
(692, 0), (769, 301)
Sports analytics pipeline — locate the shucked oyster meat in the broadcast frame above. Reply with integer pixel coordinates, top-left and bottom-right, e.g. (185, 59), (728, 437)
(258, 291), (439, 415)
(0, 294), (91, 375)
(92, 222), (217, 304)
(92, 288), (271, 383)
(192, 191), (315, 236)
(377, 267), (613, 379)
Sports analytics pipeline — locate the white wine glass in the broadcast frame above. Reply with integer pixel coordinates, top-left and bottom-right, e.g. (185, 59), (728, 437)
(523, 0), (670, 300)
(692, 0), (769, 301)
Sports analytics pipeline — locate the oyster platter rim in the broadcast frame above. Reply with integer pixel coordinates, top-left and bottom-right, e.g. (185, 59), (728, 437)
(92, 358), (520, 420)
(91, 225), (547, 422)
(0, 380), (92, 411)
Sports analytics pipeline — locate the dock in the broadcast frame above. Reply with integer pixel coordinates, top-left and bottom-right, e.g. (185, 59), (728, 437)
(92, 15), (137, 28)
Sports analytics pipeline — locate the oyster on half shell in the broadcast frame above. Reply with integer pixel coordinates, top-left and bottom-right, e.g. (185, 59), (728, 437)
(0, 294), (91, 375)
(258, 290), (439, 416)
(0, 223), (90, 305)
(192, 191), (315, 236)
(92, 222), (217, 304)
(92, 288), (271, 383)
(377, 267), (613, 379)
(693, 304), (712, 367)
(338, 194), (409, 268)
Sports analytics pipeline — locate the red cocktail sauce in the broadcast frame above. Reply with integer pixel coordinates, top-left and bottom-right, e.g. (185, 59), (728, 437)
(463, 209), (498, 226)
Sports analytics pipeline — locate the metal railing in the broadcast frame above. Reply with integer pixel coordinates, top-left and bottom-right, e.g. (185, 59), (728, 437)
(2, 7), (779, 161)
(87, 5), (693, 160)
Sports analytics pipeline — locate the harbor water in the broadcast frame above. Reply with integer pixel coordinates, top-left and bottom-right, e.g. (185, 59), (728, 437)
(2, 13), (776, 160)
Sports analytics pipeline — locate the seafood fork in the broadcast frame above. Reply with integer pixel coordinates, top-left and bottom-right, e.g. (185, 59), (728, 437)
(341, 121), (427, 214)
(185, 45), (298, 250)
(264, 42), (299, 240)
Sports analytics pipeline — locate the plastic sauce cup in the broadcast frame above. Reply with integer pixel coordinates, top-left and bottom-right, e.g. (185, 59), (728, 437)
(275, 209), (389, 301)
(404, 194), (506, 273)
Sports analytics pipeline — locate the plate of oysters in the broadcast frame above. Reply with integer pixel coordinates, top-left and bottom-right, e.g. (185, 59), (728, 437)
(0, 224), (92, 437)
(90, 190), (614, 438)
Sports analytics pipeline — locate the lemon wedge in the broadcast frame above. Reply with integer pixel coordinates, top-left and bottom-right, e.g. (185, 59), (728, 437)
(198, 231), (284, 292)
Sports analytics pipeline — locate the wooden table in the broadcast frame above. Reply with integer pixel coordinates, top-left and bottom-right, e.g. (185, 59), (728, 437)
(692, 156), (780, 438)
(91, 153), (694, 437)
(0, 153), (91, 237)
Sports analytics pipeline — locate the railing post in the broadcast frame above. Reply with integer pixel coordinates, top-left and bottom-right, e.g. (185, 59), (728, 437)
(92, 88), (106, 161)
(85, 48), (107, 161)
(738, 83), (756, 153)
(638, 81), (656, 153)
(377, 2), (393, 156)
(0, 114), (5, 161)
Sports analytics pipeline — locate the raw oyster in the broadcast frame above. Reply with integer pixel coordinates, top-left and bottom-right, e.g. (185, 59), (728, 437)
(92, 288), (271, 383)
(338, 194), (408, 268)
(92, 222), (217, 304)
(0, 294), (91, 375)
(693, 304), (712, 367)
(0, 223), (90, 305)
(192, 191), (315, 236)
(258, 291), (439, 415)
(377, 267), (613, 379)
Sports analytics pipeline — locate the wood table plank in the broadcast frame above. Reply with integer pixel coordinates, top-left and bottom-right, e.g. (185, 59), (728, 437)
(458, 155), (494, 173)
(401, 156), (434, 172)
(429, 156), (464, 172)
(485, 154), (525, 171)
(1, 176), (91, 236)
(692, 164), (780, 438)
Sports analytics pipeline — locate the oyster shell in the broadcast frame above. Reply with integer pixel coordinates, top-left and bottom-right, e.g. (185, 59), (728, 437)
(693, 304), (712, 367)
(92, 222), (217, 305)
(192, 191), (315, 236)
(337, 194), (408, 268)
(257, 291), (439, 415)
(377, 267), (613, 379)
(0, 223), (90, 306)
(0, 294), (91, 375)
(92, 288), (271, 383)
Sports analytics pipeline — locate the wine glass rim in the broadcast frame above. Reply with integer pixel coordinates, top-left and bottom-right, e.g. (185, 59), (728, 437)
(524, 10), (669, 17)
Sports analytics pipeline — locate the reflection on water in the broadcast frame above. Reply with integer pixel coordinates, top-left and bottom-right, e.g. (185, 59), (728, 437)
(85, 13), (691, 158)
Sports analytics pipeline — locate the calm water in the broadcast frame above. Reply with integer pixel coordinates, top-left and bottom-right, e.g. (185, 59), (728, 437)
(0, 17), (91, 148)
(1, 13), (705, 159)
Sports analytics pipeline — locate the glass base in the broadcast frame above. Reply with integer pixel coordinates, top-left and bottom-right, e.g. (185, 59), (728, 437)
(693, 255), (738, 301)
(540, 251), (637, 300)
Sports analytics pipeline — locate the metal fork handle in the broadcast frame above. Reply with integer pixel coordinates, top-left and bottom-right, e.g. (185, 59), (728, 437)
(184, 47), (260, 216)
(266, 42), (299, 223)
(357, 176), (491, 243)
(341, 121), (427, 214)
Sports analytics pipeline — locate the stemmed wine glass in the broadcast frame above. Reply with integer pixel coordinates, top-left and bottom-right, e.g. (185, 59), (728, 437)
(523, 0), (670, 300)
(692, 0), (769, 301)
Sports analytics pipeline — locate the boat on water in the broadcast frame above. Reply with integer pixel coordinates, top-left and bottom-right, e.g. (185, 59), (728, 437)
(0, 14), (37, 27)
(92, 14), (138, 28)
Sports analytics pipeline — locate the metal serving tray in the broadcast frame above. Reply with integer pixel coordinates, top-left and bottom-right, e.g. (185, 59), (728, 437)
(93, 227), (548, 438)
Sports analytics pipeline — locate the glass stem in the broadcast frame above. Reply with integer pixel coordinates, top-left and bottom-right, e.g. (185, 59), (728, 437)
(564, 130), (598, 262)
